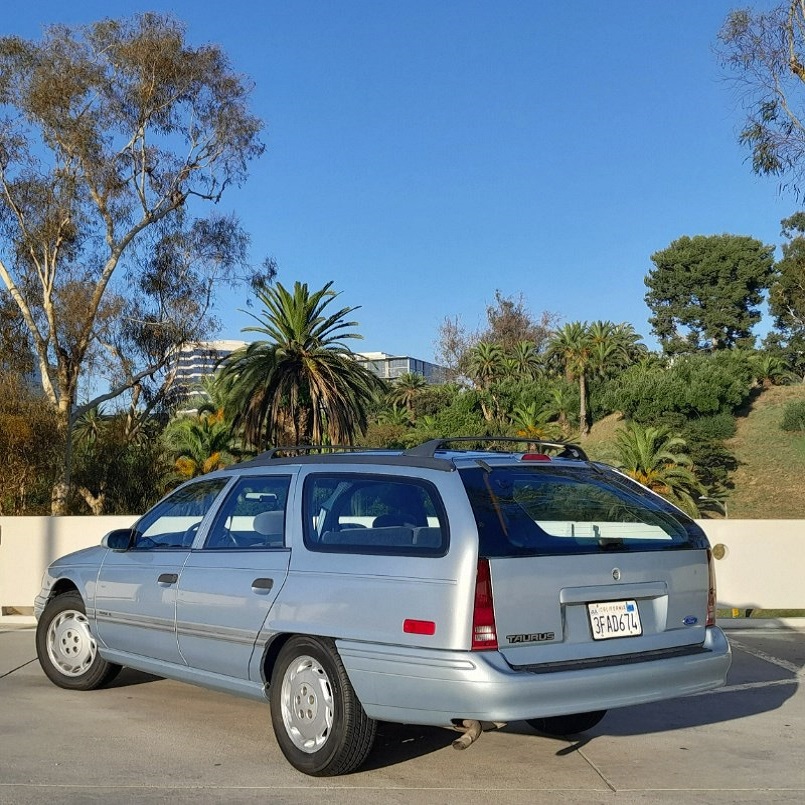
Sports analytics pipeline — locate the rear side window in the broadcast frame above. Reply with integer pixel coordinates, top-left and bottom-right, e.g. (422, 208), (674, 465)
(460, 465), (707, 558)
(203, 475), (292, 549)
(303, 474), (448, 556)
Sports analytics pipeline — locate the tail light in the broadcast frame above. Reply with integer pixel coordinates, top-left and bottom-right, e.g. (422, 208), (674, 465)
(706, 549), (717, 627)
(471, 558), (498, 650)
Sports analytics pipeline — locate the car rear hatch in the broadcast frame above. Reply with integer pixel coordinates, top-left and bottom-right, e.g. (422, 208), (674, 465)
(460, 461), (713, 668)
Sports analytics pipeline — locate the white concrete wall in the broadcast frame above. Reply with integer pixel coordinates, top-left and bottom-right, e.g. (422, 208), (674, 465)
(0, 516), (802, 612)
(0, 515), (136, 613)
(697, 519), (804, 610)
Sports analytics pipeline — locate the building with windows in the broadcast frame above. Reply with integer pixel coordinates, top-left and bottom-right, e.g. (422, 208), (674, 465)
(172, 343), (445, 410)
(173, 340), (246, 409)
(354, 352), (445, 383)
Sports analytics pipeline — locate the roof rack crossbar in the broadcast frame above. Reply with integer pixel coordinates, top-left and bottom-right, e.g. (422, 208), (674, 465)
(403, 437), (588, 461)
(251, 445), (391, 460)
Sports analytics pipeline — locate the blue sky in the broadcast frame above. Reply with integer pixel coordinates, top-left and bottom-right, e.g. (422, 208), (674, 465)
(8, 0), (789, 360)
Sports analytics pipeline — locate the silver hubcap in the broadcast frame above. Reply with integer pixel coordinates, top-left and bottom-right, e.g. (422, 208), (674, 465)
(280, 654), (334, 753)
(46, 609), (97, 677)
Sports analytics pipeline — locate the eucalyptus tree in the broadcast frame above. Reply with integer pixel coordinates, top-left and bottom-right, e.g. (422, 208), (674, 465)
(718, 3), (805, 195)
(219, 281), (385, 448)
(0, 14), (264, 512)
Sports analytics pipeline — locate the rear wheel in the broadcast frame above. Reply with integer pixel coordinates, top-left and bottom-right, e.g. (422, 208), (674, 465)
(527, 710), (607, 737)
(36, 591), (121, 691)
(269, 636), (376, 776)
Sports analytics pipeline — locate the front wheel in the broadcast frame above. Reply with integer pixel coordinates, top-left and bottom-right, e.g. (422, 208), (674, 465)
(36, 591), (121, 691)
(527, 710), (607, 737)
(269, 636), (376, 776)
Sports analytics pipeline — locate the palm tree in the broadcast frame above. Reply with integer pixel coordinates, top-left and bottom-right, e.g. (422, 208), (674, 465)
(218, 281), (385, 448)
(467, 342), (505, 388)
(509, 341), (543, 380)
(510, 402), (562, 440)
(613, 422), (704, 516)
(588, 321), (647, 378)
(389, 372), (427, 416)
(165, 409), (235, 479)
(377, 404), (412, 427)
(546, 382), (577, 436)
(467, 341), (506, 422)
(748, 353), (795, 388)
(546, 322), (594, 436)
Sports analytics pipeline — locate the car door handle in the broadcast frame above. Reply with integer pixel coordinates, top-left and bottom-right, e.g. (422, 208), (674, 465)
(157, 573), (179, 585)
(251, 577), (274, 593)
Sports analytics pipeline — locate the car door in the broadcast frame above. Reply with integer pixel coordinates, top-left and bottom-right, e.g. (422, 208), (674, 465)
(176, 473), (294, 680)
(94, 478), (230, 664)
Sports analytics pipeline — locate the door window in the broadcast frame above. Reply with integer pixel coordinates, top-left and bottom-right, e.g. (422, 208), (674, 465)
(203, 475), (292, 549)
(132, 479), (229, 550)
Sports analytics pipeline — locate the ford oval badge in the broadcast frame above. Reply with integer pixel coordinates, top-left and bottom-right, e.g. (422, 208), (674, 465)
(683, 616), (698, 626)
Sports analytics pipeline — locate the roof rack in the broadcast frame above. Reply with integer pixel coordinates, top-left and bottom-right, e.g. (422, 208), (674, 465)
(403, 437), (588, 461)
(250, 444), (391, 460)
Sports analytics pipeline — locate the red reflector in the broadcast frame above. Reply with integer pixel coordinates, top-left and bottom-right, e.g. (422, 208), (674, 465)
(472, 558), (498, 650)
(403, 619), (436, 635)
(522, 453), (551, 461)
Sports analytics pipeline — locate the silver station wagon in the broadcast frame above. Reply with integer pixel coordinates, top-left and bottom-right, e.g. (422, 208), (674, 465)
(35, 438), (731, 776)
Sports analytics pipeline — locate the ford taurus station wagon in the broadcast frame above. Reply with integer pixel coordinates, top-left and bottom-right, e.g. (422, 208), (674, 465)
(35, 438), (731, 776)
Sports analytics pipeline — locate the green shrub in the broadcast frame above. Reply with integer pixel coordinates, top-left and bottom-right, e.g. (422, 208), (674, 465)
(781, 400), (805, 432)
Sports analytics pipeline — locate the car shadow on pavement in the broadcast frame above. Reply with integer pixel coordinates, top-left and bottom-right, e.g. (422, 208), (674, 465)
(359, 722), (456, 771)
(105, 667), (164, 688)
(503, 681), (797, 751)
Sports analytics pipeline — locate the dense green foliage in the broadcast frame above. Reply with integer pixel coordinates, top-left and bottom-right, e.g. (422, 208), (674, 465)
(645, 235), (775, 354)
(603, 352), (755, 424)
(781, 400), (805, 432)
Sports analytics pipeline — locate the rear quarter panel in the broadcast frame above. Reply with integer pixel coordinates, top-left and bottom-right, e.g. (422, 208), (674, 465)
(266, 468), (480, 650)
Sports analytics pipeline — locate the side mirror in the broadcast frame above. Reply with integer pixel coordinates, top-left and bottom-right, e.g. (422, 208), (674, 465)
(102, 528), (135, 551)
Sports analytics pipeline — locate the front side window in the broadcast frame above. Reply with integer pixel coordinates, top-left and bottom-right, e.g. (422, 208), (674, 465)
(304, 474), (448, 556)
(203, 475), (292, 549)
(132, 479), (229, 550)
(461, 466), (707, 558)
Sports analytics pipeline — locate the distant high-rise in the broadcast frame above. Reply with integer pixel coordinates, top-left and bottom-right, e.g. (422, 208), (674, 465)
(354, 352), (445, 383)
(173, 340), (246, 409)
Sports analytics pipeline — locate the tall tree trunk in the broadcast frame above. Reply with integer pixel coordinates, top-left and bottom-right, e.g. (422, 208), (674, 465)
(51, 406), (72, 515)
(579, 373), (590, 437)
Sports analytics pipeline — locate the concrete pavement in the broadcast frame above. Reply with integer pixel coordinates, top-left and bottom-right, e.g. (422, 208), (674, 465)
(1, 623), (803, 804)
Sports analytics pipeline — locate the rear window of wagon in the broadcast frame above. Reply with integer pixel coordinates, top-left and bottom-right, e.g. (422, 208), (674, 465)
(460, 465), (708, 558)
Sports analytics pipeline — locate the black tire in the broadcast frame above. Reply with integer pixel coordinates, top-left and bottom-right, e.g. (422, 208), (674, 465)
(527, 710), (607, 737)
(269, 636), (376, 776)
(36, 591), (121, 691)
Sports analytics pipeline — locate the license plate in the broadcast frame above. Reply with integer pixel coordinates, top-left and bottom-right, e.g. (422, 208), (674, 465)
(587, 600), (642, 640)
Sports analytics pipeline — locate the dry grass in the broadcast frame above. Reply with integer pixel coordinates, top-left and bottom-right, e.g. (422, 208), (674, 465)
(724, 384), (805, 518)
(579, 385), (805, 519)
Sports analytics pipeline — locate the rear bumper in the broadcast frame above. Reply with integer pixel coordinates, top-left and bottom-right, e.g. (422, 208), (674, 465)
(337, 626), (731, 727)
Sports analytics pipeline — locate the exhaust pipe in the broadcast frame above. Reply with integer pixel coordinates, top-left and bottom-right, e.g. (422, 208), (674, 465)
(451, 719), (482, 750)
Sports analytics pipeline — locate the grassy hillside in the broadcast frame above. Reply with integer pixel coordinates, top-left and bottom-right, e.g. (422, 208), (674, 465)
(580, 385), (805, 519)
(724, 385), (805, 519)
